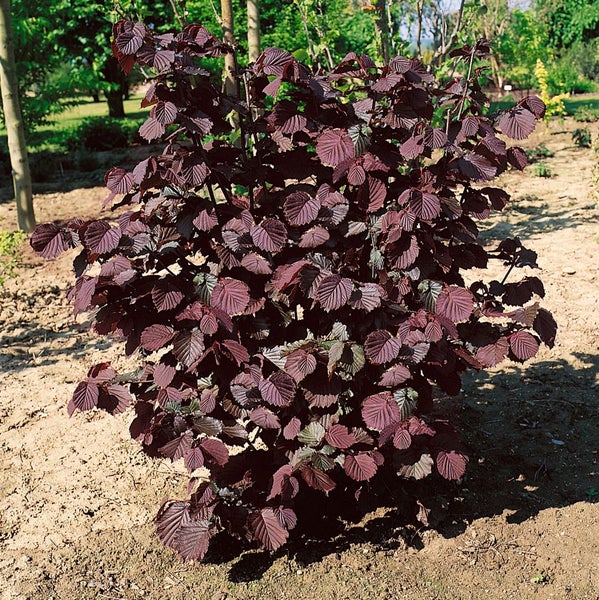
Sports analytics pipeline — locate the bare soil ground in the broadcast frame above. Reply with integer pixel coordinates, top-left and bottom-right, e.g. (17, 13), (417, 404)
(1, 119), (598, 600)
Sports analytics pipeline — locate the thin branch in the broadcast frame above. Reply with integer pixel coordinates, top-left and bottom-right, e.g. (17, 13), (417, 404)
(168, 0), (187, 29)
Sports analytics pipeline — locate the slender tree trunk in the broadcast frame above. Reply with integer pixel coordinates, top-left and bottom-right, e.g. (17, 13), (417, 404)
(220, 0), (236, 96)
(374, 0), (391, 63)
(0, 0), (34, 231)
(247, 0), (260, 63)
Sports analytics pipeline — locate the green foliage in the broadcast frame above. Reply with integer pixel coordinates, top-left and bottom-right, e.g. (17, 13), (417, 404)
(540, 0), (599, 48)
(572, 128), (592, 148)
(532, 161), (553, 178)
(546, 60), (596, 95)
(76, 150), (103, 172)
(573, 106), (599, 122)
(526, 144), (553, 163)
(0, 226), (26, 285)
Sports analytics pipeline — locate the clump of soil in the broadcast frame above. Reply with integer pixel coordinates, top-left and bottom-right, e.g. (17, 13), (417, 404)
(1, 118), (598, 599)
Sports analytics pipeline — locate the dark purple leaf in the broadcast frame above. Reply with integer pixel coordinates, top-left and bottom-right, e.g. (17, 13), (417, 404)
(199, 312), (218, 335)
(259, 372), (296, 407)
(283, 191), (321, 226)
(139, 117), (166, 141)
(436, 450), (468, 480)
(251, 219), (287, 252)
(250, 406), (281, 429)
(151, 101), (177, 124)
(503, 277), (545, 306)
(393, 428), (411, 450)
(283, 417), (301, 439)
(200, 438), (229, 466)
(362, 392), (400, 431)
(299, 465), (336, 494)
(344, 454), (377, 481)
(379, 363), (411, 386)
(435, 286), (474, 322)
(507, 147), (528, 170)
(184, 447), (205, 472)
(509, 330), (539, 360)
(241, 252), (272, 275)
(285, 350), (317, 382)
(325, 424), (356, 449)
(152, 283), (184, 312)
(317, 275), (352, 311)
(156, 501), (191, 549)
(533, 308), (557, 348)
(160, 432), (193, 460)
(475, 338), (509, 367)
(497, 107), (536, 140)
(400, 134), (424, 159)
(316, 130), (354, 167)
(182, 159), (209, 186)
(267, 465), (299, 500)
(273, 507), (297, 530)
(157, 386), (182, 407)
(349, 283), (383, 312)
(458, 153), (497, 182)
(221, 339), (249, 365)
(409, 191), (440, 221)
(153, 50), (176, 71)
(102, 384), (132, 414)
(141, 324), (175, 351)
(210, 278), (250, 314)
(172, 330), (205, 367)
(359, 176), (386, 213)
(257, 47), (293, 75)
(68, 381), (99, 415)
(30, 223), (69, 258)
(365, 330), (401, 364)
(84, 221), (121, 254)
(347, 163), (366, 185)
(199, 389), (217, 414)
(299, 226), (330, 248)
(174, 519), (213, 561)
(105, 168), (134, 194)
(519, 95), (545, 119)
(193, 208), (217, 231)
(249, 508), (289, 551)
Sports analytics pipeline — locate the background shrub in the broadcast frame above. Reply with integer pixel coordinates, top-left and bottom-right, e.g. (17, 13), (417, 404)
(572, 128), (592, 148)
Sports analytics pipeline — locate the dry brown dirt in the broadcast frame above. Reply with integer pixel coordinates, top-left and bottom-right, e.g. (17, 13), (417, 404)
(1, 118), (598, 600)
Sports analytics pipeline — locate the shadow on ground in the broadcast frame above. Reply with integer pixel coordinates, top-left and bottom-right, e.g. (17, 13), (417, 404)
(205, 352), (599, 582)
(480, 192), (598, 241)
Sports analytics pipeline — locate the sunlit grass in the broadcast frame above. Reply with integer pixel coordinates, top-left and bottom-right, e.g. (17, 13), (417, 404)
(490, 93), (599, 115)
(1, 94), (149, 153)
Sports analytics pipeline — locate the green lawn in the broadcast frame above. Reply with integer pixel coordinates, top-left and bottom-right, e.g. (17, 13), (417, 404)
(43, 95), (149, 130)
(1, 95), (150, 153)
(490, 93), (599, 116)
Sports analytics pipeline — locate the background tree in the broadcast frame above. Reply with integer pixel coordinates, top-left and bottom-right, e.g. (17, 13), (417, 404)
(247, 0), (260, 62)
(0, 0), (34, 231)
(1, 0), (64, 131)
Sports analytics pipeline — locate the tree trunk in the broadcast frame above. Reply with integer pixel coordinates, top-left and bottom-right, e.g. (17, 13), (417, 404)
(103, 56), (126, 118)
(221, 0), (237, 96)
(105, 90), (125, 117)
(0, 0), (34, 231)
(247, 0), (260, 63)
(374, 0), (391, 63)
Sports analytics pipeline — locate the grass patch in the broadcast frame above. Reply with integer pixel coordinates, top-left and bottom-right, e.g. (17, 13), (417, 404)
(489, 93), (599, 117)
(1, 95), (149, 153)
